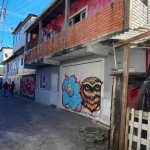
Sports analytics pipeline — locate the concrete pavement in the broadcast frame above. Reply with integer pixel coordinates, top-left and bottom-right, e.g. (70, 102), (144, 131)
(0, 90), (109, 150)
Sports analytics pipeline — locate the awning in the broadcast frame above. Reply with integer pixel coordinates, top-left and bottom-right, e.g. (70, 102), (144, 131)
(111, 24), (150, 48)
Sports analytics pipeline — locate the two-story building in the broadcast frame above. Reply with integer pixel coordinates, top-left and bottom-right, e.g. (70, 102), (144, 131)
(2, 14), (37, 99)
(24, 0), (149, 125)
(0, 46), (13, 81)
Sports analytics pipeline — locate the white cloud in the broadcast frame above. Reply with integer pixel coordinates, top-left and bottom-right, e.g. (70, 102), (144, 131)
(7, 10), (25, 18)
(24, 9), (30, 14)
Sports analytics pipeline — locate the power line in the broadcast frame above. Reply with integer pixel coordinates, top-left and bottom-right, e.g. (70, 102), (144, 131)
(9, 0), (27, 11)
(12, 0), (35, 13)
(4, 2), (49, 26)
(14, 3), (49, 16)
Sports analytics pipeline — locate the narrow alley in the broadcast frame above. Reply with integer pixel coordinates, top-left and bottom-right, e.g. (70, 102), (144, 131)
(0, 90), (108, 150)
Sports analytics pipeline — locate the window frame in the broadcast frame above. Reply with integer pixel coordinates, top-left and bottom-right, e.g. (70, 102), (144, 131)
(12, 61), (17, 70)
(39, 75), (46, 89)
(21, 57), (23, 66)
(69, 6), (88, 27)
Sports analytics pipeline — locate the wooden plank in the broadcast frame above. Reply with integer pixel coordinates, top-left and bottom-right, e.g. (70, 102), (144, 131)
(110, 77), (116, 149)
(124, 107), (130, 150)
(64, 0), (70, 49)
(146, 112), (150, 150)
(119, 44), (130, 150)
(113, 30), (150, 48)
(129, 108), (134, 150)
(137, 110), (142, 150)
(124, 0), (133, 29)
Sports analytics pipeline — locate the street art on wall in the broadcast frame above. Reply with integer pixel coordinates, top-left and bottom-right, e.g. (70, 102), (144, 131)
(62, 75), (82, 112)
(81, 77), (103, 112)
(21, 75), (35, 100)
(62, 75), (103, 113)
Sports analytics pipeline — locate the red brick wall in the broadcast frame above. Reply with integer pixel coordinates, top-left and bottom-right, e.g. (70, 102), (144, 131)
(25, 0), (124, 63)
(66, 0), (124, 48)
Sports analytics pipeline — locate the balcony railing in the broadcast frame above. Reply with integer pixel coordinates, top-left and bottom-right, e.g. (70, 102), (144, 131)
(25, 0), (125, 63)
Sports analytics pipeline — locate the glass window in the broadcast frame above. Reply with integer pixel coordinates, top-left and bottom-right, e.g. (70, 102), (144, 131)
(21, 58), (23, 66)
(39, 75), (46, 89)
(12, 61), (17, 70)
(69, 9), (87, 27)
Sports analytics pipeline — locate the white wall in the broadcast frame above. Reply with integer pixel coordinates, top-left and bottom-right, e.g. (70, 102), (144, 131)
(132, 0), (147, 29)
(0, 48), (13, 64)
(18, 55), (35, 75)
(59, 48), (146, 125)
(35, 65), (60, 105)
(35, 89), (51, 105)
(13, 16), (37, 53)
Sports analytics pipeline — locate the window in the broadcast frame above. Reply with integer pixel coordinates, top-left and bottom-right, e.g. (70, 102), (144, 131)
(3, 65), (5, 73)
(9, 63), (12, 70)
(12, 61), (17, 70)
(21, 57), (23, 66)
(7, 64), (9, 72)
(39, 75), (46, 89)
(24, 23), (28, 31)
(69, 9), (87, 27)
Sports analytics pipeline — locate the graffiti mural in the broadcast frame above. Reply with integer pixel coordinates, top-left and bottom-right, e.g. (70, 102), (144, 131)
(62, 75), (82, 112)
(21, 75), (35, 100)
(62, 75), (103, 113)
(81, 77), (103, 112)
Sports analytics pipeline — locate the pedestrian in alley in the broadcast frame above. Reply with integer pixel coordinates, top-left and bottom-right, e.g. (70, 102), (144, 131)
(10, 81), (15, 96)
(3, 81), (10, 97)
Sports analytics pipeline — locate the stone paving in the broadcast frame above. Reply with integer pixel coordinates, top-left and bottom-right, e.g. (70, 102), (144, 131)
(0, 90), (109, 150)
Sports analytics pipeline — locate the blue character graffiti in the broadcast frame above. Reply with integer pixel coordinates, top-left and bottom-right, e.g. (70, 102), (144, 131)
(62, 75), (82, 112)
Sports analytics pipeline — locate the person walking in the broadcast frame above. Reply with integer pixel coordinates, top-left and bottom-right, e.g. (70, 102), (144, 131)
(3, 81), (10, 97)
(10, 81), (15, 95)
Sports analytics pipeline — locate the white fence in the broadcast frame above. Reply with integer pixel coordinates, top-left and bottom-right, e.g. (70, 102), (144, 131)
(125, 108), (150, 150)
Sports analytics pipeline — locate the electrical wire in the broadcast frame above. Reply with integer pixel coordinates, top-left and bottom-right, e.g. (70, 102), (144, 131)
(12, 0), (35, 13)
(5, 20), (13, 46)
(5, 2), (49, 26)
(9, 0), (27, 11)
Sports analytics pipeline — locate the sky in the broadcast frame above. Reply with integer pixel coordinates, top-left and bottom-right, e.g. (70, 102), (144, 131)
(0, 0), (52, 48)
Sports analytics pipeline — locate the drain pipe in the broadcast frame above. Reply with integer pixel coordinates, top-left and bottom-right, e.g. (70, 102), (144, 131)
(148, 0), (150, 24)
(113, 43), (117, 70)
(64, 0), (70, 49)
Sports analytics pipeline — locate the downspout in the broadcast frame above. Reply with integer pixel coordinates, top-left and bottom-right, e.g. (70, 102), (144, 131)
(64, 0), (70, 49)
(38, 21), (43, 57)
(113, 46), (117, 70)
(24, 32), (28, 69)
(147, 0), (150, 70)
(148, 0), (150, 24)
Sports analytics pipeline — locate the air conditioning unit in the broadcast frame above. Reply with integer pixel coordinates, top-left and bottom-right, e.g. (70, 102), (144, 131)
(24, 49), (30, 55)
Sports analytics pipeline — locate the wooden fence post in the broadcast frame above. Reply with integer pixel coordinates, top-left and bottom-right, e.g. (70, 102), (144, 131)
(119, 44), (130, 150)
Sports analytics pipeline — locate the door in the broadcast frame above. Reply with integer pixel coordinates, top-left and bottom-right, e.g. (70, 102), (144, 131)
(60, 58), (104, 121)
(51, 73), (59, 106)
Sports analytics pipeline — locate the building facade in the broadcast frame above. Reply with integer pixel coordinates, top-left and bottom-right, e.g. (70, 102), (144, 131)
(24, 0), (148, 125)
(2, 14), (37, 98)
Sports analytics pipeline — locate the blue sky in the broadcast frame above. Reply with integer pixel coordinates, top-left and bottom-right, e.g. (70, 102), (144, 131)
(0, 0), (52, 48)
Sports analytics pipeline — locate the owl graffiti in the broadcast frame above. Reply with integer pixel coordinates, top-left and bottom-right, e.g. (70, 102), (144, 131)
(81, 77), (103, 112)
